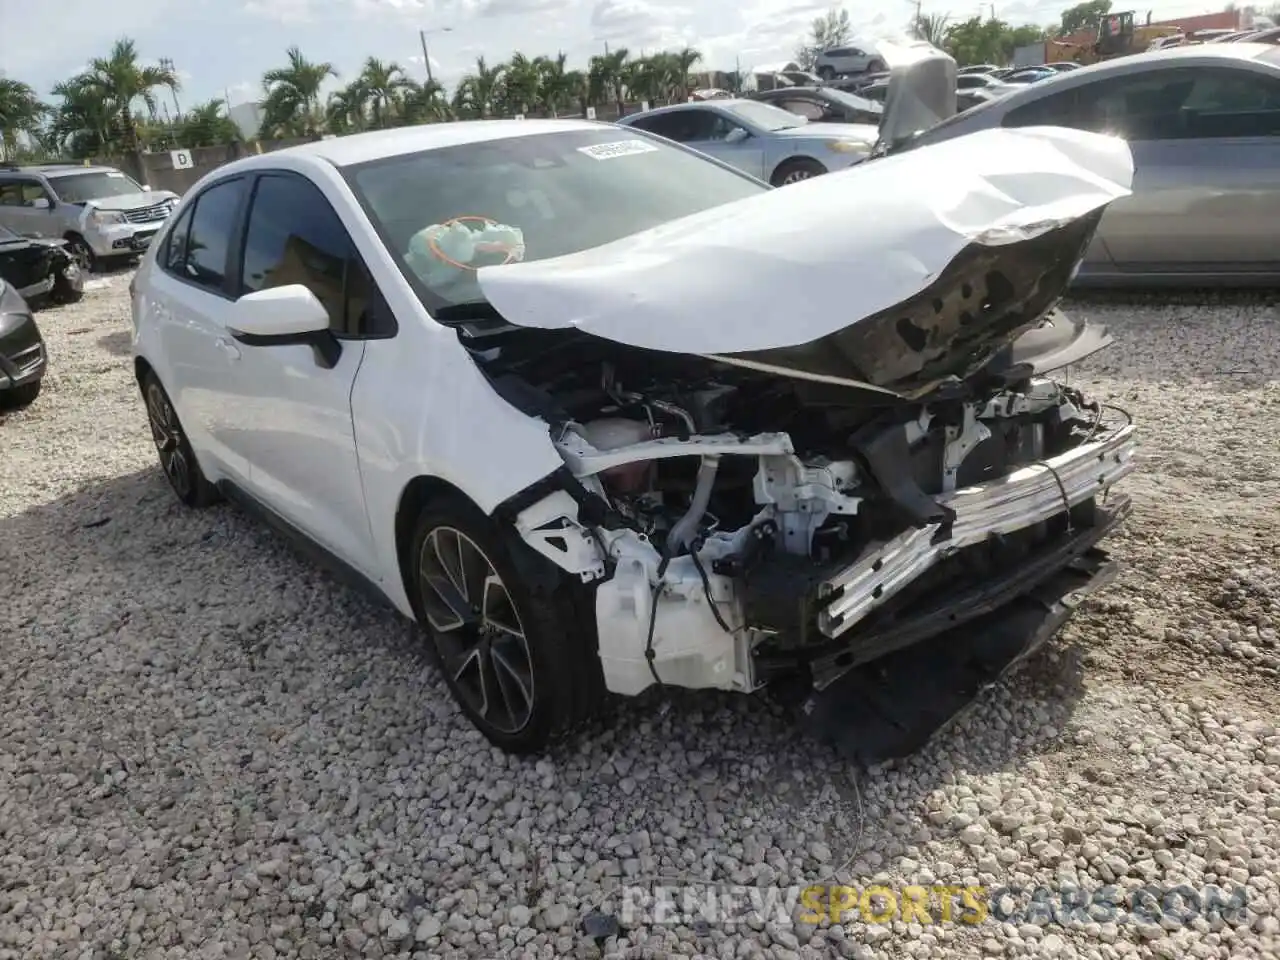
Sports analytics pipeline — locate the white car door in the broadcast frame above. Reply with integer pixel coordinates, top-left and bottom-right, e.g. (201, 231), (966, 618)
(221, 170), (381, 576)
(143, 175), (256, 485)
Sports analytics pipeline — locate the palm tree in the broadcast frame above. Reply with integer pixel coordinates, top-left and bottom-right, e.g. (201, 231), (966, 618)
(587, 56), (611, 112)
(597, 48), (630, 115)
(914, 13), (951, 46)
(78, 38), (180, 151)
(537, 53), (575, 117)
(326, 81), (368, 134)
(179, 99), (241, 147)
(564, 68), (590, 117)
(0, 78), (47, 157)
(358, 57), (412, 128)
(455, 56), (505, 118)
(49, 76), (118, 157)
(503, 53), (543, 115)
(401, 79), (449, 124)
(261, 46), (337, 137)
(673, 46), (703, 99)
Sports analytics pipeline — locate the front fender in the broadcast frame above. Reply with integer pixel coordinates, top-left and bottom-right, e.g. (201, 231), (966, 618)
(352, 319), (567, 616)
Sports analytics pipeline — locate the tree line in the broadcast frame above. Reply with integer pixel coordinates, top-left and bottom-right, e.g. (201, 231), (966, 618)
(0, 39), (705, 160)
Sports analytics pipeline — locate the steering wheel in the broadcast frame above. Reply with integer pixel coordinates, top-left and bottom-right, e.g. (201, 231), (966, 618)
(426, 215), (523, 272)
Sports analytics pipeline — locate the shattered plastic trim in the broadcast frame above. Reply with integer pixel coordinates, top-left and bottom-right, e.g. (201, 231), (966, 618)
(818, 424), (1137, 638)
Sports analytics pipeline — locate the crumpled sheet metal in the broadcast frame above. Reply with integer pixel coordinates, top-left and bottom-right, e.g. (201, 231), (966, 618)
(476, 126), (1134, 356)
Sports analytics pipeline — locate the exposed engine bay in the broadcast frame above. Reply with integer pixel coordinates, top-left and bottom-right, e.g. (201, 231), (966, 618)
(432, 124), (1140, 757)
(449, 234), (1136, 708)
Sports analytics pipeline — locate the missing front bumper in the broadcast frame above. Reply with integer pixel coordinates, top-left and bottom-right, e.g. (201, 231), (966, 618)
(818, 425), (1136, 640)
(800, 538), (1120, 765)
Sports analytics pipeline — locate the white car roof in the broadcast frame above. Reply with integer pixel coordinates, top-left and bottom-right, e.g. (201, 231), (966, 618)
(246, 118), (609, 169)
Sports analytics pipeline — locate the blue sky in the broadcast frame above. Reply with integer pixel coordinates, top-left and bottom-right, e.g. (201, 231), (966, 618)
(0, 0), (1233, 107)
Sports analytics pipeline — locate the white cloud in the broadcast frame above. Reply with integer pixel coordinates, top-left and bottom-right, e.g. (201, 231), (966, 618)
(406, 53), (446, 72)
(242, 0), (319, 22)
(477, 0), (567, 16)
(224, 80), (260, 105)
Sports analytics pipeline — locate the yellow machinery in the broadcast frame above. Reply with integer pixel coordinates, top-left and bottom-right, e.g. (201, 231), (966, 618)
(1095, 11), (1183, 59)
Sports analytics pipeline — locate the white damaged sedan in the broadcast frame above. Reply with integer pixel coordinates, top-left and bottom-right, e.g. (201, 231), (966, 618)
(130, 104), (1138, 756)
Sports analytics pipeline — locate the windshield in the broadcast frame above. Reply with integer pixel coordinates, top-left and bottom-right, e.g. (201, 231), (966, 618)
(723, 100), (806, 131)
(346, 128), (768, 312)
(48, 170), (145, 203)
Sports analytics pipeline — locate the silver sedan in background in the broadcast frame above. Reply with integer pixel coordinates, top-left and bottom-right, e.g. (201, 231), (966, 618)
(884, 44), (1280, 286)
(615, 99), (878, 185)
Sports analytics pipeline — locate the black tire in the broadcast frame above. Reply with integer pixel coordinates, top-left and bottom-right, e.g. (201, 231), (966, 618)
(817, 65), (835, 80)
(1, 379), (41, 409)
(771, 157), (827, 186)
(140, 371), (219, 508)
(866, 59), (886, 73)
(409, 493), (608, 754)
(64, 234), (97, 273)
(52, 264), (85, 304)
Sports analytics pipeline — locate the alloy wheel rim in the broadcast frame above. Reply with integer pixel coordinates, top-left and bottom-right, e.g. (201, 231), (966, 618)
(145, 383), (191, 497)
(418, 526), (535, 734)
(782, 169), (814, 184)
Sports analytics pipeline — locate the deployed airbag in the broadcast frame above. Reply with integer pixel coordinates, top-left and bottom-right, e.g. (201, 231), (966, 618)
(476, 126), (1134, 357)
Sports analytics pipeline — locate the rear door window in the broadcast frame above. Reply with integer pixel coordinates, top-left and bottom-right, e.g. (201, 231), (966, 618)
(1006, 66), (1280, 139)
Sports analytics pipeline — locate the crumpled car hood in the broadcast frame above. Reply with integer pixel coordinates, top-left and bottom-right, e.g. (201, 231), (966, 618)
(477, 126), (1133, 396)
(87, 190), (178, 211)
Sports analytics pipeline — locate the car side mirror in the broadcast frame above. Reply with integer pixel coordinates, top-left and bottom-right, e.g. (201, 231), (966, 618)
(226, 284), (342, 368)
(30, 197), (50, 210)
(724, 127), (751, 144)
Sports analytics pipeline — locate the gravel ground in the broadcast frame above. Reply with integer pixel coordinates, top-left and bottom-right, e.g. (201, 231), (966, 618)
(1, 273), (1278, 960)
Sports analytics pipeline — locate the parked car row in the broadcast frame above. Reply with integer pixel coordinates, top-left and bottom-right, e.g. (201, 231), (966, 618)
(619, 41), (1280, 286)
(879, 43), (1280, 286)
(1150, 24), (1280, 50)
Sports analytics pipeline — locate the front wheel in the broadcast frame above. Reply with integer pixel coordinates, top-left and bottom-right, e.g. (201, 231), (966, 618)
(817, 65), (835, 80)
(409, 495), (607, 753)
(866, 59), (886, 73)
(65, 234), (96, 273)
(141, 371), (219, 508)
(1, 379), (41, 410)
(52, 258), (85, 304)
(772, 157), (827, 186)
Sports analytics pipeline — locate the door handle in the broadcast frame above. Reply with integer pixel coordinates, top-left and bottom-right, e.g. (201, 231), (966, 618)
(214, 337), (241, 360)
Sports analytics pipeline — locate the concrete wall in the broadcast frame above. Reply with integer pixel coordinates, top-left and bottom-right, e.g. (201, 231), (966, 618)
(96, 137), (316, 196)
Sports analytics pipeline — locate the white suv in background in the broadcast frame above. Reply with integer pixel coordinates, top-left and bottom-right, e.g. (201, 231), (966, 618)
(814, 45), (887, 79)
(0, 163), (179, 271)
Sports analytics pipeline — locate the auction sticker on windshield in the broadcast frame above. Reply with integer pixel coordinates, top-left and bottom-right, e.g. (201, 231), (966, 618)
(578, 139), (660, 161)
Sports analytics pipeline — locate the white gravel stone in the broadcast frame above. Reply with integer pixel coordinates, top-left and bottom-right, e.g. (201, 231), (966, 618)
(1, 277), (1278, 959)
